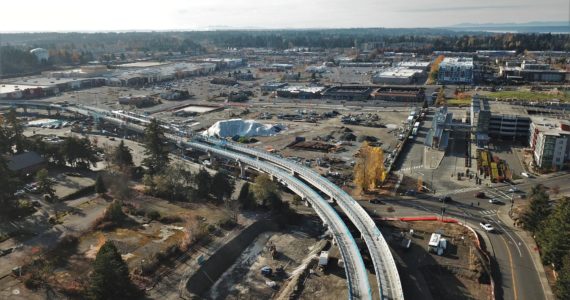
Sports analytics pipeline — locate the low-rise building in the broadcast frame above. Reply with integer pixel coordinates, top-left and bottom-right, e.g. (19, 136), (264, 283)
(276, 86), (325, 99)
(322, 86), (372, 101)
(261, 82), (288, 92)
(372, 67), (423, 84)
(499, 60), (568, 83)
(7, 151), (46, 175)
(370, 87), (425, 102)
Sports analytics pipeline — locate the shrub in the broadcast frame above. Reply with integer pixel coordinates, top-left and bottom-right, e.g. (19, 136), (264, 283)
(159, 215), (182, 224)
(147, 210), (160, 221)
(61, 185), (95, 201)
(217, 218), (237, 230)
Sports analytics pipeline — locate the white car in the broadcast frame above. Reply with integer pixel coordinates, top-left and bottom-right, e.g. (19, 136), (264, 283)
(480, 223), (495, 232)
(508, 187), (518, 192)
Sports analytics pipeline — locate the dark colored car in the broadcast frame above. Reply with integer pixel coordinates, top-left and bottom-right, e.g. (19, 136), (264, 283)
(475, 192), (486, 198)
(439, 196), (452, 203)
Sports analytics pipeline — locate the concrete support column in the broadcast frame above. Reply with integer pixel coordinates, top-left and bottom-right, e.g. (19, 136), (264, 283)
(207, 150), (216, 164)
(238, 161), (246, 178)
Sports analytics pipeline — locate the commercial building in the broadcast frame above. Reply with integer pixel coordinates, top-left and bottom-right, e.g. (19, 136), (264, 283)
(437, 57), (474, 84)
(395, 61), (430, 71)
(321, 86), (372, 101)
(261, 82), (288, 92)
(276, 86), (325, 99)
(372, 67), (423, 84)
(370, 87), (425, 102)
(529, 118), (570, 170)
(499, 61), (568, 83)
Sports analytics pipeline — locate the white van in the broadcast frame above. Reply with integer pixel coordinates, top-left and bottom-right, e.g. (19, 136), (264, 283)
(521, 172), (531, 178)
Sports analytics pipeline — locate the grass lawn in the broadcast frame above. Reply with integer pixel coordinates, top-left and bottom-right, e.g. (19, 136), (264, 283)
(484, 90), (570, 102)
(447, 98), (472, 106)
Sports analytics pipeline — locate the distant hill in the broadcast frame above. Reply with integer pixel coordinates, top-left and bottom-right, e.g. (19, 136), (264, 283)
(444, 21), (570, 33)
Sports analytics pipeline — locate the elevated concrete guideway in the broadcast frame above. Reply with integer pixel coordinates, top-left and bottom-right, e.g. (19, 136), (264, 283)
(1, 101), (374, 299)
(185, 141), (373, 300)
(195, 137), (405, 300)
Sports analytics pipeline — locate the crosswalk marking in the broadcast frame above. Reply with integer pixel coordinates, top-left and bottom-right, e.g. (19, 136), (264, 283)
(399, 165), (423, 172)
(439, 186), (481, 196)
(480, 209), (498, 216)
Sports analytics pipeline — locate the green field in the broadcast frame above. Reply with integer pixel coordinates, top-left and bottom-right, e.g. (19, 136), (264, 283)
(485, 90), (570, 102)
(447, 98), (471, 106)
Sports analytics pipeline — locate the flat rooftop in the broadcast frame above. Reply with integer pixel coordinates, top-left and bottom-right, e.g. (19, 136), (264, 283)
(376, 67), (421, 78)
(116, 61), (170, 68)
(0, 84), (43, 94)
(4, 76), (85, 87)
(530, 117), (570, 136)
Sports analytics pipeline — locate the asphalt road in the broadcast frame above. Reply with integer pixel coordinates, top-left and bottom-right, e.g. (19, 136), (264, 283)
(365, 174), (570, 300)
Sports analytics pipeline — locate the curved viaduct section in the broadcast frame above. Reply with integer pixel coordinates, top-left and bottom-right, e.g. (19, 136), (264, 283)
(1, 102), (386, 299)
(185, 141), (372, 300)
(195, 137), (404, 300)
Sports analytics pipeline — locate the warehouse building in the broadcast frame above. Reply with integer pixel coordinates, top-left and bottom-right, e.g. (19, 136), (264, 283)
(372, 67), (423, 84)
(321, 86), (372, 101)
(276, 86), (325, 99)
(370, 87), (425, 102)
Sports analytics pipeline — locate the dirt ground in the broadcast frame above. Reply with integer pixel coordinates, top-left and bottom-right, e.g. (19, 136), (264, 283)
(203, 215), (348, 300)
(382, 220), (491, 300)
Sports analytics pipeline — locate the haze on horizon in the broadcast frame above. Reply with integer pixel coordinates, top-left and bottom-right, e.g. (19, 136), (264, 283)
(1, 0), (568, 32)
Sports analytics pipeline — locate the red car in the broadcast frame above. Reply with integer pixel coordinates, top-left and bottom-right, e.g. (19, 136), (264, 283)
(475, 192), (486, 198)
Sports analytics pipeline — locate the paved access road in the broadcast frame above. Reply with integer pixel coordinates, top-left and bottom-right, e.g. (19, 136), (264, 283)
(375, 174), (570, 300)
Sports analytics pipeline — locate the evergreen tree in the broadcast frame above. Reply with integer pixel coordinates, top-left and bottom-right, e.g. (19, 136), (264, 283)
(0, 156), (18, 208)
(36, 168), (55, 198)
(112, 140), (134, 169)
(95, 174), (107, 195)
(555, 253), (570, 300)
(194, 168), (212, 199)
(537, 197), (570, 269)
(237, 182), (256, 210)
(252, 174), (279, 207)
(521, 184), (552, 233)
(142, 119), (170, 175)
(6, 108), (25, 153)
(211, 172), (235, 203)
(89, 241), (141, 300)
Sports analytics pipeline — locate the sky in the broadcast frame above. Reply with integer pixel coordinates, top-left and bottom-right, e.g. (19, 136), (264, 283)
(1, 0), (568, 32)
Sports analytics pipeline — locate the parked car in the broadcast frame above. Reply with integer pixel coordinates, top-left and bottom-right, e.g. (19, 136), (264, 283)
(480, 223), (495, 232)
(475, 192), (486, 198)
(489, 198), (504, 205)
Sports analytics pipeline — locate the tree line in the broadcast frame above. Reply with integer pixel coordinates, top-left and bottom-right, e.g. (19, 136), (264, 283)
(520, 184), (570, 299)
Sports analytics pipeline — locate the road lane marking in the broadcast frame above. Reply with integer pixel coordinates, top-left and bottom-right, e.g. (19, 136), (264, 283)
(500, 232), (519, 300)
(490, 216), (523, 257)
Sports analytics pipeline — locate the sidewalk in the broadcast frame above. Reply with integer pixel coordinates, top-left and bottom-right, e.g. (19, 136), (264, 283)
(496, 207), (554, 300)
